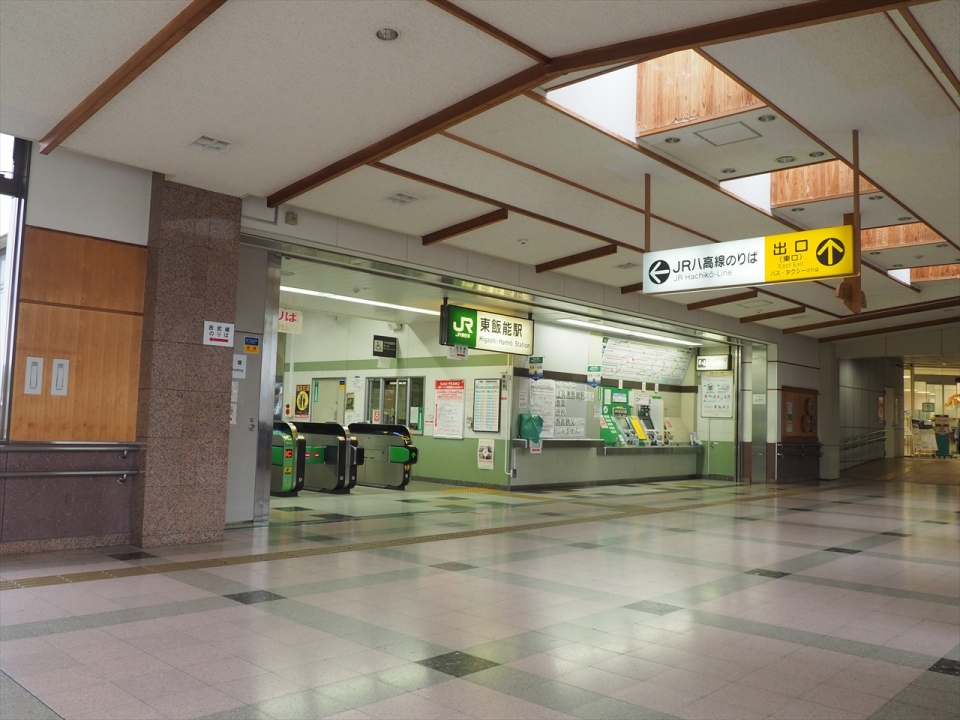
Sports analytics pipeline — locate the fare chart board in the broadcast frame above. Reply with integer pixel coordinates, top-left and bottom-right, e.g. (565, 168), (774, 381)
(472, 379), (501, 433)
(601, 337), (693, 385)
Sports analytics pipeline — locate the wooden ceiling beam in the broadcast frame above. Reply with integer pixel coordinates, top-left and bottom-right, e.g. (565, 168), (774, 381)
(785, 296), (960, 334)
(536, 245), (617, 273)
(422, 208), (508, 246)
(39, 0), (228, 154)
(621, 281), (644, 294)
(267, 0), (914, 206)
(687, 290), (758, 311)
(425, 0), (550, 64)
(740, 306), (806, 323)
(862, 258), (921, 293)
(819, 316), (959, 343)
(894, 8), (960, 97)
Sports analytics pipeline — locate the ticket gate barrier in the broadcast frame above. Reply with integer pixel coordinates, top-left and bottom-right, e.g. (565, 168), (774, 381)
(348, 423), (418, 490)
(271, 422), (305, 496)
(295, 422), (362, 494)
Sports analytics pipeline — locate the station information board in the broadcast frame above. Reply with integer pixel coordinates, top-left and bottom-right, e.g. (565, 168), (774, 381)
(642, 225), (855, 295)
(440, 304), (533, 356)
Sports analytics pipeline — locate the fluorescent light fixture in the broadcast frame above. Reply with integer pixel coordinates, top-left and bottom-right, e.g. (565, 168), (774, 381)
(557, 318), (701, 346)
(280, 286), (440, 316)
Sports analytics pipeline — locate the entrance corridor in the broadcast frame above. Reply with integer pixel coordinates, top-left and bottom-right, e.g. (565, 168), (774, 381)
(1, 479), (958, 720)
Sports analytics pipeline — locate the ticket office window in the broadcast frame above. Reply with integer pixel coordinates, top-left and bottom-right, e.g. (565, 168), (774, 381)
(366, 377), (424, 434)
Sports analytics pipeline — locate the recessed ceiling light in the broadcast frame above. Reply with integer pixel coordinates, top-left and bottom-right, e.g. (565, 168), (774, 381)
(280, 270), (294, 276)
(936, 243), (948, 248)
(664, 137), (681, 144)
(915, 255), (924, 259)
(776, 156), (796, 164)
(809, 151), (825, 158)
(758, 114), (776, 122)
(791, 207), (804, 212)
(869, 251), (881, 255)
(280, 286), (440, 316)
(721, 168), (736, 174)
(376, 28), (400, 41)
(899, 216), (912, 221)
(615, 262), (639, 270)
(517, 238), (528, 245)
(892, 264), (904, 268)
(868, 194), (883, 200)
(189, 135), (231, 154)
(385, 193), (419, 206)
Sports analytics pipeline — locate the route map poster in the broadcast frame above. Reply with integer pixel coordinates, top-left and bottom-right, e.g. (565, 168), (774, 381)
(601, 337), (693, 385)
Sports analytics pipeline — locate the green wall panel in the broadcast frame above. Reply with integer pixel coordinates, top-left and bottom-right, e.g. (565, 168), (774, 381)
(413, 436), (508, 487)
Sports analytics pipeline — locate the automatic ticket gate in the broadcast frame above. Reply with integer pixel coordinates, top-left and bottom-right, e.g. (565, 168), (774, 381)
(271, 422), (305, 496)
(347, 423), (418, 489)
(295, 422), (361, 494)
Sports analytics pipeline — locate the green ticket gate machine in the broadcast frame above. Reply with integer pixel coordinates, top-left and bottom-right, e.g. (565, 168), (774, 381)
(271, 421), (305, 496)
(295, 422), (362, 494)
(347, 423), (419, 489)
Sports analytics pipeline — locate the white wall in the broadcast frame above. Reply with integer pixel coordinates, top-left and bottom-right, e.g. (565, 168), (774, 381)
(721, 174), (772, 212)
(26, 146), (152, 245)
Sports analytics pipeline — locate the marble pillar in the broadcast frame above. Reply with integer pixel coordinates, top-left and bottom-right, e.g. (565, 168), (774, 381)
(132, 174), (240, 547)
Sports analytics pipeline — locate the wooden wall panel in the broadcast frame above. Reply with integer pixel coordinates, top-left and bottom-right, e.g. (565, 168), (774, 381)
(862, 223), (945, 250)
(20, 226), (146, 313)
(770, 160), (879, 207)
(911, 263), (960, 282)
(636, 50), (763, 136)
(781, 386), (819, 443)
(11, 303), (142, 441)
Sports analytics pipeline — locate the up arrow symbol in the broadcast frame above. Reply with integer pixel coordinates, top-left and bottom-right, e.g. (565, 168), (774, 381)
(816, 237), (845, 267)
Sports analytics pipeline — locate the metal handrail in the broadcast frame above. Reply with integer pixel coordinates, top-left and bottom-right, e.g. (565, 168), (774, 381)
(839, 430), (886, 450)
(0, 469), (138, 483)
(0, 442), (140, 452)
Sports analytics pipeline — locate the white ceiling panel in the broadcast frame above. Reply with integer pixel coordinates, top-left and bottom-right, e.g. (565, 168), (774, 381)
(451, 0), (809, 59)
(706, 12), (960, 243)
(552, 247), (647, 287)
(449, 95), (794, 243)
(707, 293), (797, 320)
(756, 308), (833, 331)
(443, 213), (605, 266)
(58, 0), (534, 197)
(754, 281), (851, 318)
(865, 240), (959, 271)
(290, 166), (496, 238)
(772, 194), (914, 232)
(0, 0), (191, 139)
(911, 2), (960, 80)
(382, 134), (647, 249)
(639, 108), (836, 183)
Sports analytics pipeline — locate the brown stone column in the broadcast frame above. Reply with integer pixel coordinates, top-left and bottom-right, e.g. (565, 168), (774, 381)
(132, 174), (240, 547)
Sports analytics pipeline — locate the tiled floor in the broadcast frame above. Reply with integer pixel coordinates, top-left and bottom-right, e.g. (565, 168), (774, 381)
(842, 457), (960, 485)
(1, 478), (958, 720)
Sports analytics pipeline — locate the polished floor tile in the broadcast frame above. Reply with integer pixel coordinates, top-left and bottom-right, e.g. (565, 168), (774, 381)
(1, 477), (958, 719)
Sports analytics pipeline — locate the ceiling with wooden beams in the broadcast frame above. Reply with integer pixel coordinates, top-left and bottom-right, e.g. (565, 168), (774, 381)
(1, 0), (957, 346)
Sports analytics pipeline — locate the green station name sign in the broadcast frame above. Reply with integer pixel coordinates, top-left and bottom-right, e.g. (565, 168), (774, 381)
(440, 304), (534, 356)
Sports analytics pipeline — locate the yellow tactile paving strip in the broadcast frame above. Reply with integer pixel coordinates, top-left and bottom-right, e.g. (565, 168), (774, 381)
(0, 485), (816, 592)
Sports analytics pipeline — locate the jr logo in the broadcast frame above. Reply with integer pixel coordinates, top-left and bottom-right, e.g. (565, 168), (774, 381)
(452, 316), (473, 334)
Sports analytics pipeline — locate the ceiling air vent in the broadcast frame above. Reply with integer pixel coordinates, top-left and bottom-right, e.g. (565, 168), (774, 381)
(615, 262), (639, 270)
(386, 193), (419, 206)
(189, 135), (232, 154)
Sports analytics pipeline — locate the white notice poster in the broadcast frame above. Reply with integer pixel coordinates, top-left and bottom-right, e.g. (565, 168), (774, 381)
(434, 380), (465, 439)
(700, 371), (734, 418)
(528, 379), (557, 439)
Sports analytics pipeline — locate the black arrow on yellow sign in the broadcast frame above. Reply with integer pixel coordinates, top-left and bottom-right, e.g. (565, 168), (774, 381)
(816, 237), (845, 267)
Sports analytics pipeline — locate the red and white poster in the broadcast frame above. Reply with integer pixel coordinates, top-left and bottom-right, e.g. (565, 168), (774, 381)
(434, 379), (465, 439)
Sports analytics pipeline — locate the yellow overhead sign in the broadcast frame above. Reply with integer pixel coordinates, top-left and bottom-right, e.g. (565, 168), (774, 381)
(764, 225), (855, 283)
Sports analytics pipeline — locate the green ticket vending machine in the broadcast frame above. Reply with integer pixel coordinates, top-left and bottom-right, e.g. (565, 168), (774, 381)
(598, 387), (647, 447)
(271, 421), (306, 496)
